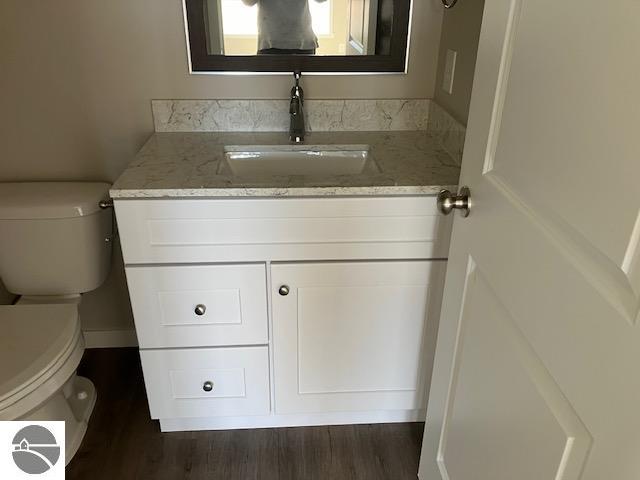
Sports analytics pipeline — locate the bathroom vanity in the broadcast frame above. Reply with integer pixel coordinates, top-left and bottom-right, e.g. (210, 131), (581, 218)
(111, 130), (460, 431)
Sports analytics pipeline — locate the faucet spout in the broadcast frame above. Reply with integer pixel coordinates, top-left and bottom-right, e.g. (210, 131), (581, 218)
(289, 71), (305, 143)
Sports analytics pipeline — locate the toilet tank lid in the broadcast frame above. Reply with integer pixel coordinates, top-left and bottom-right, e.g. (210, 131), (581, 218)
(0, 182), (111, 220)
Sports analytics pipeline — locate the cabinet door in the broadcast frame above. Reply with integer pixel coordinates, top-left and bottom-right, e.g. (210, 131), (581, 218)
(272, 261), (445, 414)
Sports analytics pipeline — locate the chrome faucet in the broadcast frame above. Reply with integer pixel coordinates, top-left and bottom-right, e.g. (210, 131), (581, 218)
(289, 71), (305, 143)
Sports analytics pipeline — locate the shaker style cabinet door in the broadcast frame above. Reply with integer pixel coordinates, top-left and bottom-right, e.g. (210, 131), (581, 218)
(271, 260), (445, 415)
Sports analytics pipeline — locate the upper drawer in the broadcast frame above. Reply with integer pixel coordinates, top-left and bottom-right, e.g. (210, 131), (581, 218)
(114, 197), (451, 264)
(125, 263), (268, 348)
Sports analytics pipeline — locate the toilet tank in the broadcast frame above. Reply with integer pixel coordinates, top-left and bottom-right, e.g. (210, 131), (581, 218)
(0, 182), (113, 296)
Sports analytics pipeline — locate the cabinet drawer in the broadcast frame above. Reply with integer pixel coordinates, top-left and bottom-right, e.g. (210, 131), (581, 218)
(126, 264), (268, 348)
(140, 346), (270, 419)
(115, 197), (451, 263)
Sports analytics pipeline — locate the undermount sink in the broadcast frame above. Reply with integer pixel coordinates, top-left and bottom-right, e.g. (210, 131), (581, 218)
(219, 145), (380, 176)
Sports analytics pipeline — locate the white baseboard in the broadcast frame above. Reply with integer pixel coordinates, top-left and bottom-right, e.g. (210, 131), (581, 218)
(83, 329), (138, 348)
(159, 409), (425, 432)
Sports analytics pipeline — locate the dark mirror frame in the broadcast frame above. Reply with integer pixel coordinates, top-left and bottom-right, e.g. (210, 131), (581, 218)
(184, 0), (412, 73)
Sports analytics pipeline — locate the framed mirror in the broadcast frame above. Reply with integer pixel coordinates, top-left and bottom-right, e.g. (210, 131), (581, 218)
(184, 0), (412, 72)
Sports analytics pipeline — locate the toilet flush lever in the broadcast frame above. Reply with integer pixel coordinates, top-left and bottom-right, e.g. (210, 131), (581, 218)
(437, 186), (471, 217)
(99, 199), (114, 209)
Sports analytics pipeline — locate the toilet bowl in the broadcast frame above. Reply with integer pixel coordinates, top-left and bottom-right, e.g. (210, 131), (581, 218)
(0, 304), (96, 464)
(0, 182), (112, 464)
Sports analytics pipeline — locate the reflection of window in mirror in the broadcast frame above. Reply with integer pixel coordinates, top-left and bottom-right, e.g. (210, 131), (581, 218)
(219, 0), (350, 56)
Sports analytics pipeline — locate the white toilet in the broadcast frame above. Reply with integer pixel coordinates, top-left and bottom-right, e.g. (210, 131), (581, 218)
(0, 182), (113, 463)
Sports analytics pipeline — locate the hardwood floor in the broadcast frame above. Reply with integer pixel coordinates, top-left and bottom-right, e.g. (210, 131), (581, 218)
(67, 348), (425, 480)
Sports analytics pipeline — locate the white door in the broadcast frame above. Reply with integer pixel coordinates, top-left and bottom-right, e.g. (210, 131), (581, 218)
(272, 261), (445, 414)
(346, 0), (379, 55)
(420, 1), (640, 479)
(204, 0), (225, 55)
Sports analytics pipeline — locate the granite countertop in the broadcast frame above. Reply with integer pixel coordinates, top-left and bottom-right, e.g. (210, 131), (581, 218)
(110, 131), (460, 198)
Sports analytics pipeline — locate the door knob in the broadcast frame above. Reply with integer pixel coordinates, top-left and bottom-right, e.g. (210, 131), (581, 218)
(279, 285), (290, 296)
(437, 187), (471, 217)
(194, 304), (206, 316)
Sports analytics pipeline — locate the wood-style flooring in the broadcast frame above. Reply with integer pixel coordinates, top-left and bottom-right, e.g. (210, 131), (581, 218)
(67, 348), (424, 480)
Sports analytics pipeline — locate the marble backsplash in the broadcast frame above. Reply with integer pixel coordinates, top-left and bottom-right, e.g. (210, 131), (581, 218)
(152, 99), (430, 133)
(427, 101), (466, 166)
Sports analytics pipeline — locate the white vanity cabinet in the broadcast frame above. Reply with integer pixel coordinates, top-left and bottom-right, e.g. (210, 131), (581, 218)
(115, 196), (451, 431)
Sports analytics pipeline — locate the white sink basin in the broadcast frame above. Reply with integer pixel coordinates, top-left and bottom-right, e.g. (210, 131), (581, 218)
(219, 145), (379, 176)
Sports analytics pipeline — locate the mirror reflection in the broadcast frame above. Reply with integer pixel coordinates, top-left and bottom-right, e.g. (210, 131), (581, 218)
(203, 0), (393, 56)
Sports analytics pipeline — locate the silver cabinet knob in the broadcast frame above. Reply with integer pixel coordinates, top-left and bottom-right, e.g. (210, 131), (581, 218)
(194, 304), (206, 316)
(437, 186), (471, 217)
(279, 285), (290, 296)
(203, 381), (214, 392)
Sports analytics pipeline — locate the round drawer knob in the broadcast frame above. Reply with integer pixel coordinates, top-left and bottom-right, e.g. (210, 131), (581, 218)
(278, 285), (290, 296)
(203, 381), (214, 392)
(194, 304), (206, 316)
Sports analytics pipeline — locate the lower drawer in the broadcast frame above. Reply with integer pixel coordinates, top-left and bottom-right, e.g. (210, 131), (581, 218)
(140, 346), (270, 419)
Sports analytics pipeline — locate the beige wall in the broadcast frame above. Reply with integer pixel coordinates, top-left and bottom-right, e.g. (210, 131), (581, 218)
(434, 0), (485, 125)
(0, 0), (443, 333)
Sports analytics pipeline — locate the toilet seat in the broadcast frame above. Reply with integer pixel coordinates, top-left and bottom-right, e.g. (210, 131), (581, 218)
(0, 304), (84, 419)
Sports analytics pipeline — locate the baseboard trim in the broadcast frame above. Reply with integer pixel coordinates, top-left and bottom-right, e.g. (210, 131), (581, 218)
(83, 329), (138, 348)
(159, 409), (425, 432)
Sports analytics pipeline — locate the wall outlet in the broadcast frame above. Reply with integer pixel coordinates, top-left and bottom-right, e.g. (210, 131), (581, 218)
(442, 49), (457, 95)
